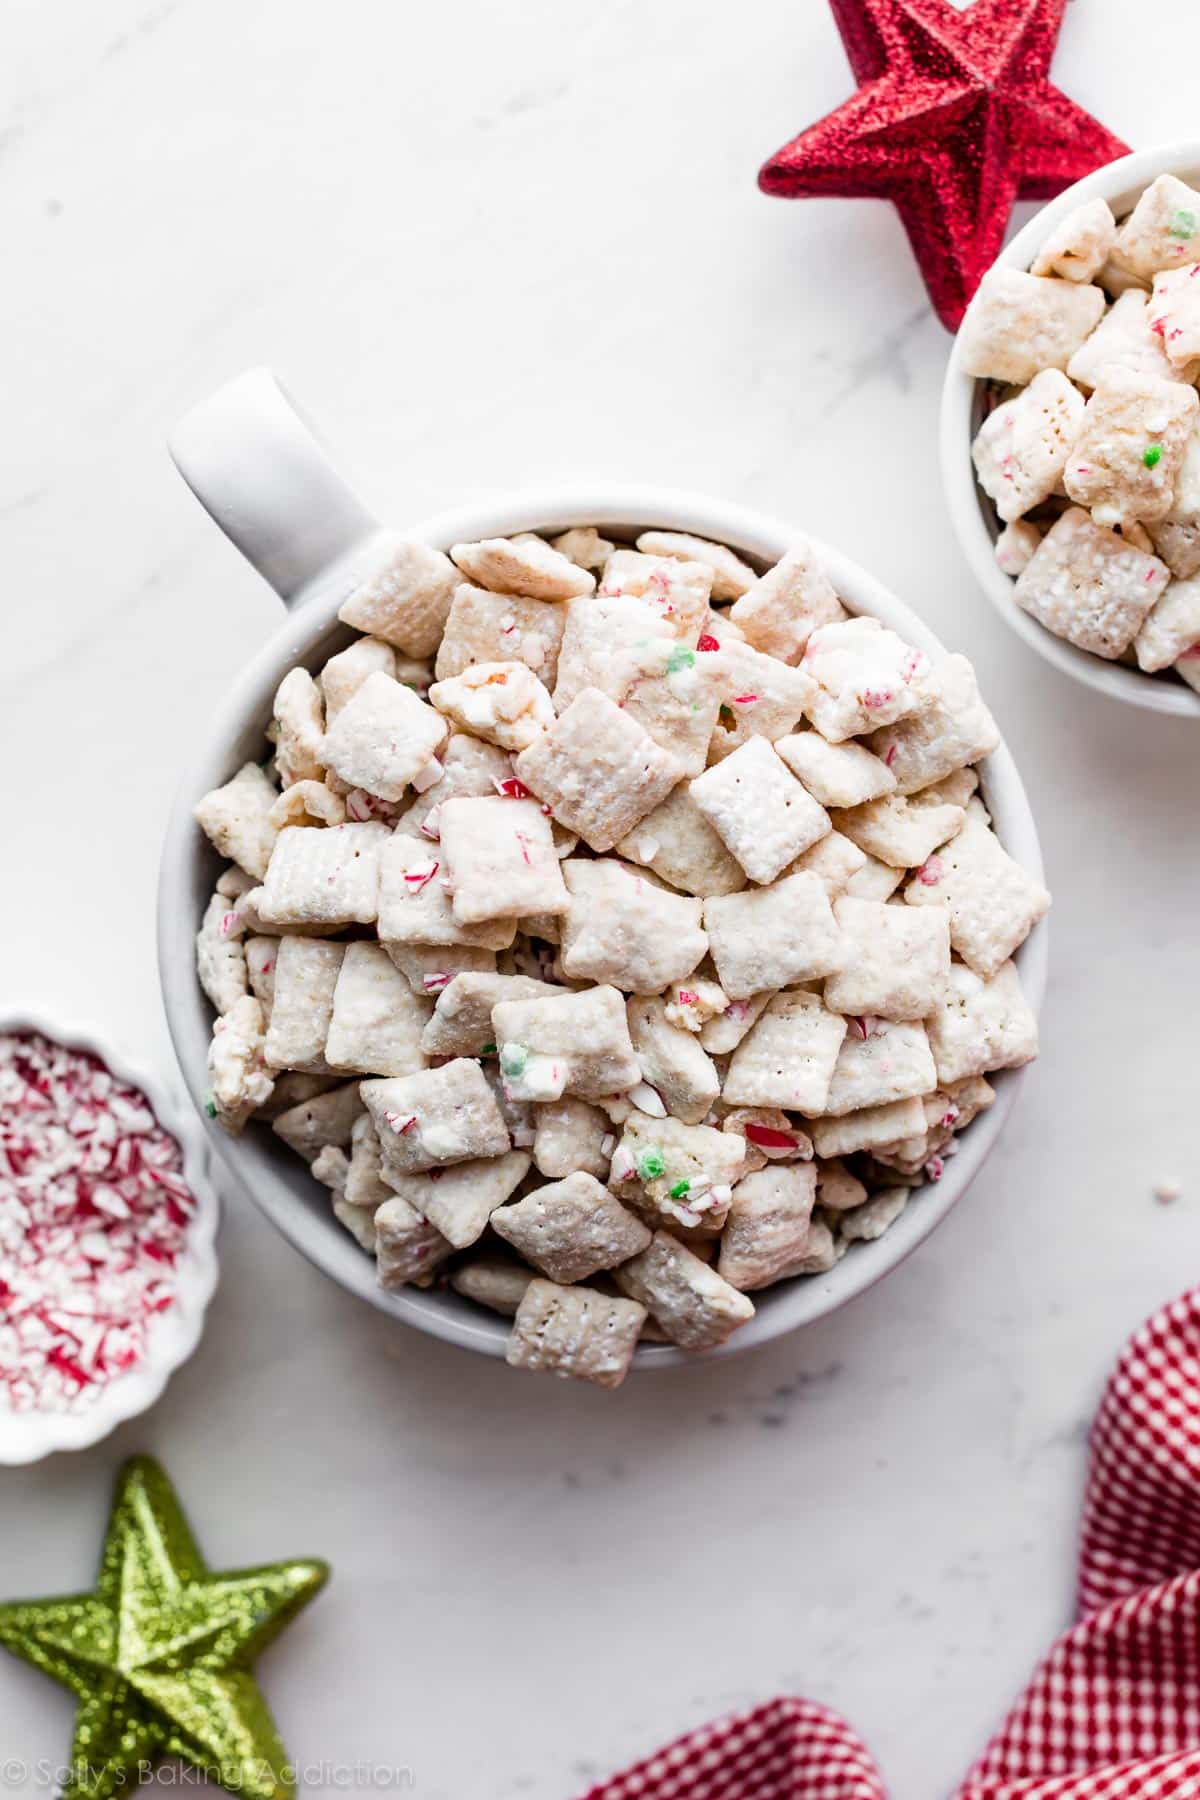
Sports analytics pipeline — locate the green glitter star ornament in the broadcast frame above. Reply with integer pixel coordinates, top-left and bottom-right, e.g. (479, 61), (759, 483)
(0, 1456), (328, 1800)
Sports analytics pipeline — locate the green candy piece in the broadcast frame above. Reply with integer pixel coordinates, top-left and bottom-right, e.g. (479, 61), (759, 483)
(1144, 444), (1164, 469)
(479, 1041), (497, 1056)
(637, 1148), (666, 1181)
(203, 1095), (217, 1118)
(1171, 209), (1197, 239)
(666, 645), (696, 675)
(669, 1178), (691, 1200)
(499, 1043), (528, 1078)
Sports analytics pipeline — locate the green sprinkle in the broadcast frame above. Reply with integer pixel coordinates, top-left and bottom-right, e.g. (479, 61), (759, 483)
(1171, 209), (1198, 239)
(719, 704), (735, 724)
(203, 1095), (217, 1118)
(1145, 444), (1163, 468)
(499, 1043), (527, 1078)
(666, 646), (695, 674)
(637, 1148), (665, 1181)
(669, 1178), (691, 1200)
(479, 1041), (497, 1056)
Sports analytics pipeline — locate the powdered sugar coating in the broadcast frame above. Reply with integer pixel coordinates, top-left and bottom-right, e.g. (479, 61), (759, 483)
(905, 811), (1051, 980)
(434, 585), (566, 686)
(802, 618), (934, 742)
(729, 542), (846, 662)
(689, 737), (830, 885)
(1136, 571), (1200, 672)
(972, 369), (1085, 524)
(428, 661), (555, 753)
(1149, 262), (1200, 369)
(1014, 508), (1169, 659)
(1063, 368), (1197, 529)
(1031, 197), (1116, 284)
(450, 535), (595, 602)
(958, 268), (1105, 385)
(1111, 173), (1200, 284)
(1068, 290), (1189, 391)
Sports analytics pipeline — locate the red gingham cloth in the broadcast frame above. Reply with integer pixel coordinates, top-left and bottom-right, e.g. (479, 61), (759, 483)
(577, 1289), (1200, 1800)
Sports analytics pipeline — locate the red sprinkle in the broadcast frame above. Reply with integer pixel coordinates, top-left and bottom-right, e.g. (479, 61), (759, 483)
(494, 777), (531, 800)
(676, 990), (698, 1006)
(0, 1031), (193, 1417)
(697, 634), (720, 653)
(918, 856), (944, 886)
(732, 694), (758, 705)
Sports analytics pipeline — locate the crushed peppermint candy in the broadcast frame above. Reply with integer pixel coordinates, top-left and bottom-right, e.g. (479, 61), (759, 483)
(0, 1032), (195, 1416)
(743, 1122), (797, 1151)
(403, 861), (440, 891)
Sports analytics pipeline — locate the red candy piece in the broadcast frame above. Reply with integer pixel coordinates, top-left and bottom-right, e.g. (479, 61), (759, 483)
(744, 1122), (797, 1150)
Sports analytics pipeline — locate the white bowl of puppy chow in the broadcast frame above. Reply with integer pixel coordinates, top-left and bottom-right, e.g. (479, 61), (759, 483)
(161, 372), (1049, 1387)
(942, 142), (1200, 715)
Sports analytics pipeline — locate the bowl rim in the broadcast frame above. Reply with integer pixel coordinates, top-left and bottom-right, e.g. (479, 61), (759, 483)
(0, 1007), (220, 1463)
(158, 483), (1048, 1369)
(940, 138), (1200, 720)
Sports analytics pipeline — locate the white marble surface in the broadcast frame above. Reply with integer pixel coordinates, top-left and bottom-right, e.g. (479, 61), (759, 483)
(3, 0), (1200, 1793)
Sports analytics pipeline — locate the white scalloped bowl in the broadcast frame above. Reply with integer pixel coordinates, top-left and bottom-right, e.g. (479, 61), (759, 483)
(0, 1010), (220, 1463)
(941, 140), (1200, 718)
(157, 377), (1048, 1369)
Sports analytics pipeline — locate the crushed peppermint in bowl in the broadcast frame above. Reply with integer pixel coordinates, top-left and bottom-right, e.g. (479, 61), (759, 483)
(0, 1018), (218, 1463)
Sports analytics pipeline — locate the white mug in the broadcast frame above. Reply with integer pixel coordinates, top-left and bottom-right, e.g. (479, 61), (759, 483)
(158, 368), (1049, 1367)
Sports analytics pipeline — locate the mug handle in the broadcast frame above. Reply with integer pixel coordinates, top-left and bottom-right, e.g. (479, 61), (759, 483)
(168, 367), (384, 607)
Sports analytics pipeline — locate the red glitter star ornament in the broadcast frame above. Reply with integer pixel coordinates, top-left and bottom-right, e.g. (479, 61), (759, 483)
(759, 0), (1129, 330)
